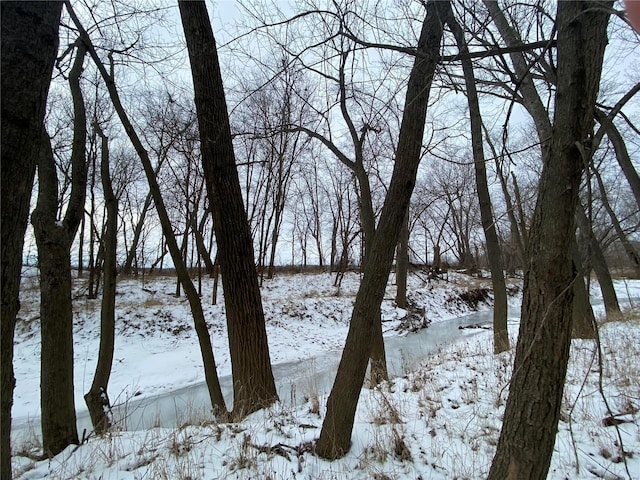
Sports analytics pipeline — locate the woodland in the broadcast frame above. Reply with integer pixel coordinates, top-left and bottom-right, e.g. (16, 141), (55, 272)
(1, 1), (639, 479)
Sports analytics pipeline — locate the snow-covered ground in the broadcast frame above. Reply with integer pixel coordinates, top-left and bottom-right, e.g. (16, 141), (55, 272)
(10, 269), (640, 479)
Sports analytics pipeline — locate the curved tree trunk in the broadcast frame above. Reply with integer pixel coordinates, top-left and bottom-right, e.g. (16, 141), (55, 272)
(1, 3), (62, 476)
(316, 1), (449, 458)
(448, 12), (509, 353)
(487, 3), (611, 478)
(84, 124), (117, 433)
(178, 0), (278, 418)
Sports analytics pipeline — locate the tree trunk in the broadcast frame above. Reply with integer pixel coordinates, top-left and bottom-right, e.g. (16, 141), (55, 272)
(316, 1), (449, 458)
(571, 239), (596, 339)
(487, 3), (611, 479)
(395, 210), (409, 309)
(66, 2), (228, 417)
(84, 124), (117, 433)
(178, 0), (278, 418)
(31, 40), (88, 456)
(191, 211), (215, 275)
(1, 3), (62, 475)
(448, 11), (509, 353)
(484, 126), (526, 268)
(575, 203), (620, 317)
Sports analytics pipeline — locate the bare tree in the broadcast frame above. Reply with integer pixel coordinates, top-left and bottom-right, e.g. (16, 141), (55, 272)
(447, 8), (509, 352)
(178, 0), (278, 418)
(65, 0), (228, 417)
(316, 0), (450, 458)
(84, 122), (117, 433)
(488, 2), (612, 478)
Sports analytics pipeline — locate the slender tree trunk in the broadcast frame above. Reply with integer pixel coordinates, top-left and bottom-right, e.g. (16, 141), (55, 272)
(575, 203), (620, 317)
(395, 210), (409, 308)
(84, 124), (117, 433)
(78, 210), (86, 277)
(87, 148), (99, 298)
(178, 0), (277, 418)
(485, 126), (526, 268)
(191, 211), (215, 274)
(448, 11), (509, 353)
(511, 172), (529, 251)
(487, 3), (611, 479)
(571, 239), (597, 339)
(316, 1), (449, 458)
(66, 2), (228, 416)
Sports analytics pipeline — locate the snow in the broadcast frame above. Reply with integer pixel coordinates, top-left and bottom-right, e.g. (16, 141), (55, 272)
(10, 270), (640, 479)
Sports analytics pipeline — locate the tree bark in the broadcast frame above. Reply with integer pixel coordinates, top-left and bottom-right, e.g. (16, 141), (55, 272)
(315, 0), (449, 458)
(487, 3), (611, 479)
(66, 1), (228, 417)
(178, 0), (278, 418)
(448, 10), (510, 353)
(84, 124), (117, 433)
(1, 2), (62, 475)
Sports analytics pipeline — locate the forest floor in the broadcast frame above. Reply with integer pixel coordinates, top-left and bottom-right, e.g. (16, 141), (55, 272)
(10, 269), (640, 479)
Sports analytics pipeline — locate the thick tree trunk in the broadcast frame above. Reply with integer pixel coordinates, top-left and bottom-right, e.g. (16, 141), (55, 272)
(315, 1), (449, 458)
(178, 0), (278, 418)
(66, 1), (228, 417)
(31, 134), (81, 457)
(487, 3), (611, 479)
(448, 11), (509, 353)
(1, 3), (62, 476)
(33, 235), (79, 455)
(84, 124), (117, 433)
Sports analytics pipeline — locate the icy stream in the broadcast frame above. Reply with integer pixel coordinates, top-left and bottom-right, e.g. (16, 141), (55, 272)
(74, 308), (502, 434)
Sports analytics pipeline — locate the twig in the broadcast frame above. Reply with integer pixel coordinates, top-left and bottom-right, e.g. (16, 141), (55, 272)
(593, 320), (633, 480)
